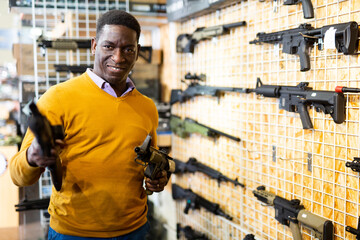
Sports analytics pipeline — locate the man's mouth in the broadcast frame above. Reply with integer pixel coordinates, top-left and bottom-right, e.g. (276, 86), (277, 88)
(107, 65), (125, 72)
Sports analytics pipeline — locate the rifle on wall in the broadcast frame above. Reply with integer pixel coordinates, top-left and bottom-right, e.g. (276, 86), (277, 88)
(249, 78), (345, 129)
(170, 115), (241, 142)
(173, 157), (244, 188)
(177, 20), (246, 53)
(253, 186), (334, 240)
(172, 183), (233, 220)
(177, 223), (209, 240)
(250, 21), (359, 71)
(37, 37), (92, 50)
(54, 64), (93, 74)
(170, 73), (251, 104)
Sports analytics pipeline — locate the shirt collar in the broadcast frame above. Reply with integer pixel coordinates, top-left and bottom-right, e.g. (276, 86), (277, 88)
(86, 68), (135, 97)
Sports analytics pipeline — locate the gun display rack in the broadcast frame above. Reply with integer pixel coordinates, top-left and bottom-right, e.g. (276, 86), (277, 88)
(170, 0), (360, 239)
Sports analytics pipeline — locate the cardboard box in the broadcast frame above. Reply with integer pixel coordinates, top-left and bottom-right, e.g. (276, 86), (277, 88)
(12, 44), (34, 76)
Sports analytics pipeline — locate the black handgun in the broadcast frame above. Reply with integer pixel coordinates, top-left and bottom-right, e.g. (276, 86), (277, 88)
(28, 101), (65, 191)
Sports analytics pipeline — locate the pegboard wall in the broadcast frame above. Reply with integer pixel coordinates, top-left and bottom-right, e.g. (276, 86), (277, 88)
(166, 0), (360, 239)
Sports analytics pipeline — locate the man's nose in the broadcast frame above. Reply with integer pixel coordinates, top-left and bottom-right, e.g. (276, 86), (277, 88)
(111, 48), (125, 63)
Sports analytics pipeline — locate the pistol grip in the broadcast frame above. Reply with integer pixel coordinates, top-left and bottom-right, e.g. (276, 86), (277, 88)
(298, 40), (311, 71)
(302, 0), (314, 19)
(289, 221), (302, 240)
(298, 103), (313, 129)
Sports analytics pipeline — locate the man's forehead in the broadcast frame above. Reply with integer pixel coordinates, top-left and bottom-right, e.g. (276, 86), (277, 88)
(99, 25), (136, 37)
(102, 24), (135, 33)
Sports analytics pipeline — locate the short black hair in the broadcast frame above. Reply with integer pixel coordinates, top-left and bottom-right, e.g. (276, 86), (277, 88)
(96, 10), (141, 41)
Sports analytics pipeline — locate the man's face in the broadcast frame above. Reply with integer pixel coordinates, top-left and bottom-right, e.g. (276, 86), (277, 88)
(91, 24), (140, 87)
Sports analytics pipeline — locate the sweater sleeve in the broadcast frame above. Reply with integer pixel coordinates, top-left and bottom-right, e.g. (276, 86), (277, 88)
(150, 101), (159, 149)
(9, 85), (64, 187)
(9, 130), (45, 186)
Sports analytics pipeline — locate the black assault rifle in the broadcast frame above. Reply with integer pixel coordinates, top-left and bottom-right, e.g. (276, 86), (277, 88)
(177, 20), (246, 53)
(177, 223), (208, 240)
(250, 21), (359, 71)
(249, 78), (345, 129)
(134, 134), (175, 195)
(28, 101), (65, 191)
(173, 157), (244, 188)
(253, 186), (333, 240)
(170, 73), (251, 104)
(172, 183), (232, 220)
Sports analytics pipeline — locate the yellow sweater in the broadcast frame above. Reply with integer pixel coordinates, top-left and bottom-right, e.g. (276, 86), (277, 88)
(9, 73), (158, 237)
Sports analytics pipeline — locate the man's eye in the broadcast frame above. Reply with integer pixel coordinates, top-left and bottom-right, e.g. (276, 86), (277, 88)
(104, 45), (113, 49)
(124, 48), (135, 53)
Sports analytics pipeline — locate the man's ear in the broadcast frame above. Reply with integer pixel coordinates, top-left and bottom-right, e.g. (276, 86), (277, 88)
(135, 43), (141, 61)
(91, 37), (97, 55)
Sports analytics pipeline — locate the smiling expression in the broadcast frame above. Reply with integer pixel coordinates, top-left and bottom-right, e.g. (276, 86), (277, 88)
(91, 24), (140, 95)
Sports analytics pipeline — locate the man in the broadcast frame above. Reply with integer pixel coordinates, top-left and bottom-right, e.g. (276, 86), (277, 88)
(10, 10), (168, 239)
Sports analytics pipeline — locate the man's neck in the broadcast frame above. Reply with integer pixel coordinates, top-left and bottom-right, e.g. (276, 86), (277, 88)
(110, 81), (128, 97)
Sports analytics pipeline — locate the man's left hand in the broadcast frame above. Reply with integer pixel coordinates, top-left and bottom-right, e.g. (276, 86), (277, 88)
(145, 170), (168, 193)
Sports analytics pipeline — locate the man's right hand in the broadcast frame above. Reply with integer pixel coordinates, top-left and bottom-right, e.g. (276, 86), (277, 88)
(26, 138), (65, 168)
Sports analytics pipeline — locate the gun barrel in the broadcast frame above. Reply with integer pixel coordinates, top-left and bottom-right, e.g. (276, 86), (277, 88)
(336, 86), (360, 93)
(184, 118), (240, 142)
(223, 21), (246, 29)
